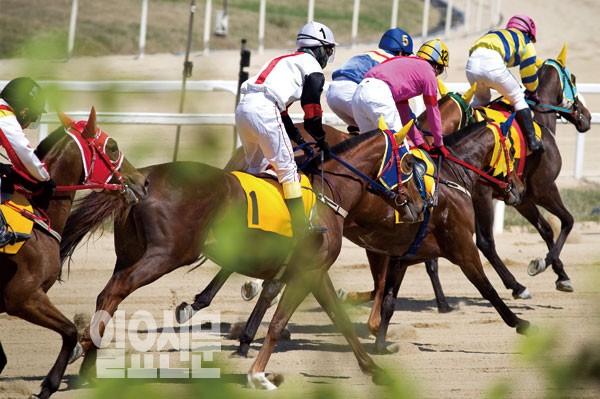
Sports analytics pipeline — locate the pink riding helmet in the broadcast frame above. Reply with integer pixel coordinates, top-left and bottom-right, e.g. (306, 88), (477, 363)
(506, 14), (536, 42)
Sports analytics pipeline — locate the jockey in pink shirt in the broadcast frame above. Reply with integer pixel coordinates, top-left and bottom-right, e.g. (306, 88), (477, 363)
(351, 38), (450, 157)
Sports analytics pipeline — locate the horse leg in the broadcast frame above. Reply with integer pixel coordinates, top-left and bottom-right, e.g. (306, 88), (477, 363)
(7, 291), (78, 399)
(365, 251), (388, 335)
(473, 190), (530, 299)
(80, 254), (188, 378)
(311, 272), (389, 385)
(235, 279), (284, 358)
(425, 258), (454, 313)
(175, 268), (233, 323)
(339, 248), (382, 305)
(247, 277), (311, 390)
(375, 259), (408, 354)
(0, 340), (6, 374)
(518, 185), (574, 291)
(452, 247), (532, 335)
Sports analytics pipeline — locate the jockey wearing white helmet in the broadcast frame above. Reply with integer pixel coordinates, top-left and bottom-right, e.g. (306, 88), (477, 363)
(235, 21), (336, 239)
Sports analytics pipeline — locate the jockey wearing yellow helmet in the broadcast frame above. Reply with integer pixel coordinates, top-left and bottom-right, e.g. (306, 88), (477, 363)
(466, 14), (544, 153)
(351, 38), (450, 157)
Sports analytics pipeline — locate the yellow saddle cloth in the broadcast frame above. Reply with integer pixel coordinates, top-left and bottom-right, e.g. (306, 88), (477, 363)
(0, 193), (34, 254)
(475, 101), (542, 159)
(231, 172), (316, 237)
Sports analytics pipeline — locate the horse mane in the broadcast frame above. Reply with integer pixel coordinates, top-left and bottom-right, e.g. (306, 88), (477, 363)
(60, 190), (131, 267)
(304, 129), (380, 170)
(35, 126), (66, 159)
(443, 120), (488, 147)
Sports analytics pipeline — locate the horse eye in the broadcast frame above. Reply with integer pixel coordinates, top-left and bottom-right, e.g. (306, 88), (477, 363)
(401, 156), (413, 175)
(107, 139), (119, 154)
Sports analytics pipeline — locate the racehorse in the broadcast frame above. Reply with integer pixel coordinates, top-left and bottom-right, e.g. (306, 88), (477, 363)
(345, 46), (592, 335)
(60, 127), (424, 389)
(0, 108), (146, 399)
(416, 47), (592, 303)
(174, 105), (528, 357)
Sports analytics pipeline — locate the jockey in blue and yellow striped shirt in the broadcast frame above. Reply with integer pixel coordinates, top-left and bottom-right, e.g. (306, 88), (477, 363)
(466, 14), (544, 153)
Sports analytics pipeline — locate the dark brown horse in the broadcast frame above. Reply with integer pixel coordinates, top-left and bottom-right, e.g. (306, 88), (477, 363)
(354, 49), (592, 346)
(345, 48), (592, 337)
(0, 109), (146, 399)
(61, 128), (424, 389)
(108, 105), (526, 361)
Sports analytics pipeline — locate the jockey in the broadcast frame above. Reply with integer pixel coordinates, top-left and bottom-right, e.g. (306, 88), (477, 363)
(351, 38), (450, 157)
(326, 28), (414, 133)
(466, 14), (544, 153)
(0, 77), (54, 247)
(235, 21), (336, 239)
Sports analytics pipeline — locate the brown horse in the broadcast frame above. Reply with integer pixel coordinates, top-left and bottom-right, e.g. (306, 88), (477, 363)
(417, 49), (592, 304)
(61, 127), (424, 389)
(346, 48), (592, 335)
(133, 104), (525, 361)
(0, 109), (146, 399)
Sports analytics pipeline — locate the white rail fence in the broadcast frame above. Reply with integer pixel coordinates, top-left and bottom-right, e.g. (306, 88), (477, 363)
(64, 0), (501, 58)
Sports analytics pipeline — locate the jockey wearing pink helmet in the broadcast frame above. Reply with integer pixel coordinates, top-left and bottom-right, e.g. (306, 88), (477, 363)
(506, 14), (537, 42)
(466, 14), (544, 154)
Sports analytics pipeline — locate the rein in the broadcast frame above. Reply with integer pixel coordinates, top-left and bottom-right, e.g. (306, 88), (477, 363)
(434, 118), (515, 191)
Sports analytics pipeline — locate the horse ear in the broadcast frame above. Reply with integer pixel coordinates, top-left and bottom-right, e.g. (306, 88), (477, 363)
(83, 106), (97, 138)
(556, 42), (568, 68)
(57, 111), (75, 129)
(437, 77), (449, 96)
(377, 115), (389, 131)
(462, 83), (477, 104)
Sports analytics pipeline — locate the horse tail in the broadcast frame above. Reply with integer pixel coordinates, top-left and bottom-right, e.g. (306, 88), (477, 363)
(60, 191), (132, 267)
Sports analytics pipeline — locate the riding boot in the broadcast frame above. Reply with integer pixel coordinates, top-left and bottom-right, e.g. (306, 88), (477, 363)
(516, 109), (544, 154)
(0, 225), (30, 247)
(285, 197), (327, 240)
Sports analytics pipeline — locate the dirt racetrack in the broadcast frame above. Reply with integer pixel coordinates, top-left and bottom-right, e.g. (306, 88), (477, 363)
(1, 0), (600, 398)
(0, 223), (599, 399)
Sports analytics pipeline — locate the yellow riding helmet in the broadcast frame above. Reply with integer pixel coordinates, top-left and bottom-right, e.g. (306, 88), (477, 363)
(417, 38), (449, 67)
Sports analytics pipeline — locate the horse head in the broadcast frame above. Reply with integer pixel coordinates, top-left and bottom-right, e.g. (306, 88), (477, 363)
(56, 107), (147, 204)
(537, 43), (591, 133)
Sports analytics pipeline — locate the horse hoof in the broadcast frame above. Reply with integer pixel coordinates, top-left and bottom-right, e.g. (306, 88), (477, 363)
(527, 258), (548, 276)
(516, 320), (535, 336)
(247, 372), (281, 390)
(336, 288), (348, 302)
(513, 288), (532, 300)
(437, 303), (454, 313)
(68, 343), (83, 364)
(175, 302), (195, 324)
(241, 280), (262, 301)
(385, 343), (401, 353)
(372, 368), (393, 386)
(556, 280), (574, 292)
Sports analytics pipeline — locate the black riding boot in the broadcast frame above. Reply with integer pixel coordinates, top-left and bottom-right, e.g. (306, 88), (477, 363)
(516, 108), (544, 154)
(285, 197), (326, 240)
(0, 225), (30, 247)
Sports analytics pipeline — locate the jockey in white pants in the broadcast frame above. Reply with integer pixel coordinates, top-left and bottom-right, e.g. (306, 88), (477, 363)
(465, 14), (544, 153)
(235, 21), (336, 238)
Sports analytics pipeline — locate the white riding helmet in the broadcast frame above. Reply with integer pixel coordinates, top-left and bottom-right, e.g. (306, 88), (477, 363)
(296, 21), (337, 48)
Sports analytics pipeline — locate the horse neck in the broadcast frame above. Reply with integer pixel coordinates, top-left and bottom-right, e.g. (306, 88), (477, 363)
(419, 94), (464, 138)
(446, 126), (497, 191)
(536, 65), (562, 130)
(42, 139), (83, 234)
(317, 131), (387, 212)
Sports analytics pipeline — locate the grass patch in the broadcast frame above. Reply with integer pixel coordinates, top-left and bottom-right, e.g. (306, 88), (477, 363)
(503, 187), (600, 227)
(1, 0), (440, 58)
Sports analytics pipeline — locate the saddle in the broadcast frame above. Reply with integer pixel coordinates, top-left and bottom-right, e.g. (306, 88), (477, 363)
(475, 99), (543, 159)
(230, 171), (316, 238)
(0, 192), (35, 254)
